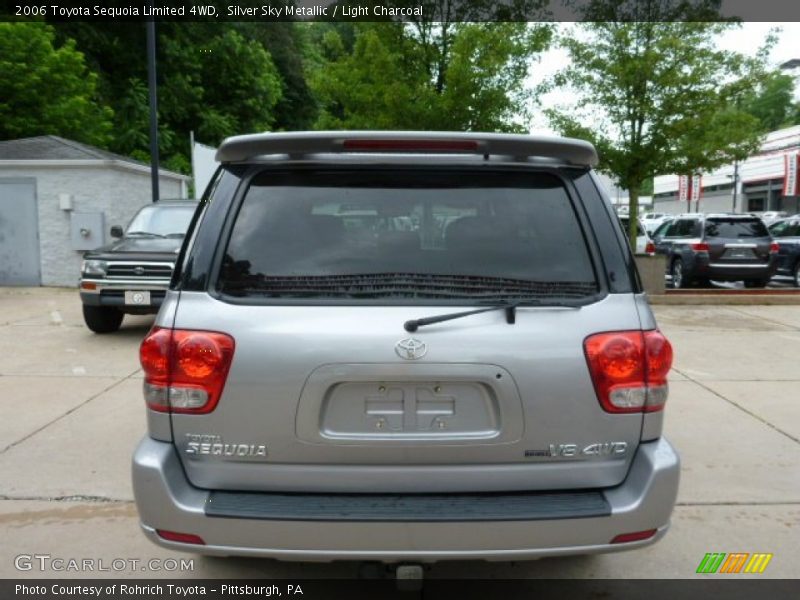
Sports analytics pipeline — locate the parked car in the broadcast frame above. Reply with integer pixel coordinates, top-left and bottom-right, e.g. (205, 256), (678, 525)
(651, 216), (675, 240)
(619, 216), (655, 254)
(640, 212), (669, 234)
(768, 217), (800, 287)
(79, 200), (198, 333)
(652, 213), (778, 288)
(132, 131), (678, 565)
(757, 211), (788, 226)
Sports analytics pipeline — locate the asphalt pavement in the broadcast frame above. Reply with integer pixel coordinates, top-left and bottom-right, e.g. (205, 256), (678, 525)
(0, 288), (798, 579)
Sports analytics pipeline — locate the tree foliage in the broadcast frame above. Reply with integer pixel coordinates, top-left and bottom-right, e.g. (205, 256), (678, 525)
(740, 71), (800, 131)
(0, 22), (112, 145)
(310, 16), (552, 131)
(547, 10), (769, 247)
(48, 22), (297, 173)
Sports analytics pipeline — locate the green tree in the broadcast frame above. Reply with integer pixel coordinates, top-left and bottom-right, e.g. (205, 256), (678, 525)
(740, 71), (800, 130)
(236, 21), (318, 131)
(0, 22), (112, 144)
(51, 22), (296, 172)
(547, 12), (768, 248)
(158, 28), (283, 148)
(310, 16), (552, 131)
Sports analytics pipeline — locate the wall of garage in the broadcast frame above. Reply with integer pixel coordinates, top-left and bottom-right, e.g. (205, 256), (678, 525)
(0, 165), (185, 287)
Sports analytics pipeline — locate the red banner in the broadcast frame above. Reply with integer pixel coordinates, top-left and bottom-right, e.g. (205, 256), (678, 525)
(678, 175), (689, 203)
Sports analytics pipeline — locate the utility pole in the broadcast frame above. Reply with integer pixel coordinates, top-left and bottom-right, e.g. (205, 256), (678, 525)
(146, 16), (160, 203)
(731, 160), (739, 213)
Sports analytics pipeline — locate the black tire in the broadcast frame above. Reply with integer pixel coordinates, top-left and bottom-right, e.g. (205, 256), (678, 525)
(82, 305), (123, 333)
(743, 279), (769, 289)
(793, 262), (800, 288)
(670, 259), (688, 289)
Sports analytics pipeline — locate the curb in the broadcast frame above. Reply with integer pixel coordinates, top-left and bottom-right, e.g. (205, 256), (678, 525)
(648, 293), (800, 305)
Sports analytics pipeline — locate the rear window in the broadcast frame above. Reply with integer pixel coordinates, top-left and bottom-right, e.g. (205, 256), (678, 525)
(769, 219), (800, 238)
(704, 218), (768, 239)
(217, 170), (598, 302)
(127, 205), (195, 237)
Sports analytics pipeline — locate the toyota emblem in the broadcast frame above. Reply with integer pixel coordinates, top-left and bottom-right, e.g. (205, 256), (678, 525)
(395, 338), (427, 360)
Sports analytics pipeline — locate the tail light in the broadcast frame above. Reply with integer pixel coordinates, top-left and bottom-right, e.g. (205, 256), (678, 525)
(690, 242), (709, 252)
(645, 241), (655, 254)
(140, 327), (235, 414)
(610, 529), (658, 544)
(342, 139), (479, 152)
(156, 530), (205, 545)
(769, 242), (779, 254)
(584, 330), (673, 413)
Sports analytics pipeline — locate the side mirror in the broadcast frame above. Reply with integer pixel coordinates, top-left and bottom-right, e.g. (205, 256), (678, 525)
(110, 225), (124, 238)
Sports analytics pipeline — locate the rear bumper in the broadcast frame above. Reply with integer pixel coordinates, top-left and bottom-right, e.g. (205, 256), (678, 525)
(80, 278), (168, 311)
(688, 256), (777, 281)
(131, 437), (680, 562)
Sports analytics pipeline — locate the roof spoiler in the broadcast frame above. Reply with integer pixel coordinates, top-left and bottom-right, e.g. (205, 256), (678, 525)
(215, 131), (598, 167)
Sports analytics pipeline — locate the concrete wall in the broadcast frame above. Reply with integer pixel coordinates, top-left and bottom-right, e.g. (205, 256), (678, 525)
(0, 165), (184, 287)
(653, 189), (736, 215)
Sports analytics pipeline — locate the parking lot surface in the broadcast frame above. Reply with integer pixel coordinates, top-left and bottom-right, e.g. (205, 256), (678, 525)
(0, 287), (798, 579)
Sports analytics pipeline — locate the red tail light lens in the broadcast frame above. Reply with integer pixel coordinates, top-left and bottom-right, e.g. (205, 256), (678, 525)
(645, 241), (655, 254)
(610, 529), (658, 544)
(690, 242), (709, 252)
(342, 139), (479, 152)
(584, 330), (673, 413)
(156, 529), (206, 545)
(140, 327), (235, 414)
(769, 242), (779, 254)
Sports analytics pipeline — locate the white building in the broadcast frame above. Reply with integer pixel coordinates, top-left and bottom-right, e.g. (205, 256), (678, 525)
(652, 125), (800, 215)
(0, 136), (190, 286)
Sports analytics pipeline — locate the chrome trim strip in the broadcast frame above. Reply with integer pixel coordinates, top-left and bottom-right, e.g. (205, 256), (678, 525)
(80, 278), (170, 292)
(708, 263), (769, 269)
(101, 261), (175, 267)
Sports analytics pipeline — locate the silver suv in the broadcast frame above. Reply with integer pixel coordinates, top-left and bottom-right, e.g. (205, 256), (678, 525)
(132, 132), (679, 562)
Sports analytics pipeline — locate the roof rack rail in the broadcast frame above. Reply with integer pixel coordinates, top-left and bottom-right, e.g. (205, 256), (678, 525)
(215, 131), (598, 167)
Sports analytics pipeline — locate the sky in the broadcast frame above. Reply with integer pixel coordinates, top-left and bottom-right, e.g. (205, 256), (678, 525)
(528, 22), (800, 135)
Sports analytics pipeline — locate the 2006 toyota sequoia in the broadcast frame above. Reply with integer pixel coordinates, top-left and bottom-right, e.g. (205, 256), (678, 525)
(132, 131), (679, 562)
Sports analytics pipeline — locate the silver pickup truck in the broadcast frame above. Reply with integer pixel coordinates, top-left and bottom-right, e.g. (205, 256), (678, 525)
(132, 131), (679, 564)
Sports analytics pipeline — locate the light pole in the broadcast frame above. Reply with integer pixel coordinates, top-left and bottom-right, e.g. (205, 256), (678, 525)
(731, 160), (739, 213)
(146, 16), (160, 203)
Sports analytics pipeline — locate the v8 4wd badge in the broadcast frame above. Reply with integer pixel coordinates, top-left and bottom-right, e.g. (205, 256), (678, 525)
(525, 442), (628, 458)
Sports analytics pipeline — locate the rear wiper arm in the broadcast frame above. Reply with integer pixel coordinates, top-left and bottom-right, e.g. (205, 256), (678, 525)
(404, 303), (518, 333)
(126, 231), (166, 238)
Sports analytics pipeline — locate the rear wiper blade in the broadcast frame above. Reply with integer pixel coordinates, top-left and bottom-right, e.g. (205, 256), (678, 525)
(403, 296), (587, 332)
(404, 303), (518, 332)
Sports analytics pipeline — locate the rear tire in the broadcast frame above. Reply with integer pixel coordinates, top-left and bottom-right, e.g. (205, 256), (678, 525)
(670, 259), (687, 289)
(793, 262), (800, 288)
(82, 305), (123, 333)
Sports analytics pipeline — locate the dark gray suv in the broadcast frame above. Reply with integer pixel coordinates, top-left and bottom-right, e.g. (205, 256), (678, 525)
(132, 131), (679, 563)
(652, 213), (778, 288)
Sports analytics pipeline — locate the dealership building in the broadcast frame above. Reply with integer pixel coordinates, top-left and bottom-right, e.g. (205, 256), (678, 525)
(651, 125), (800, 215)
